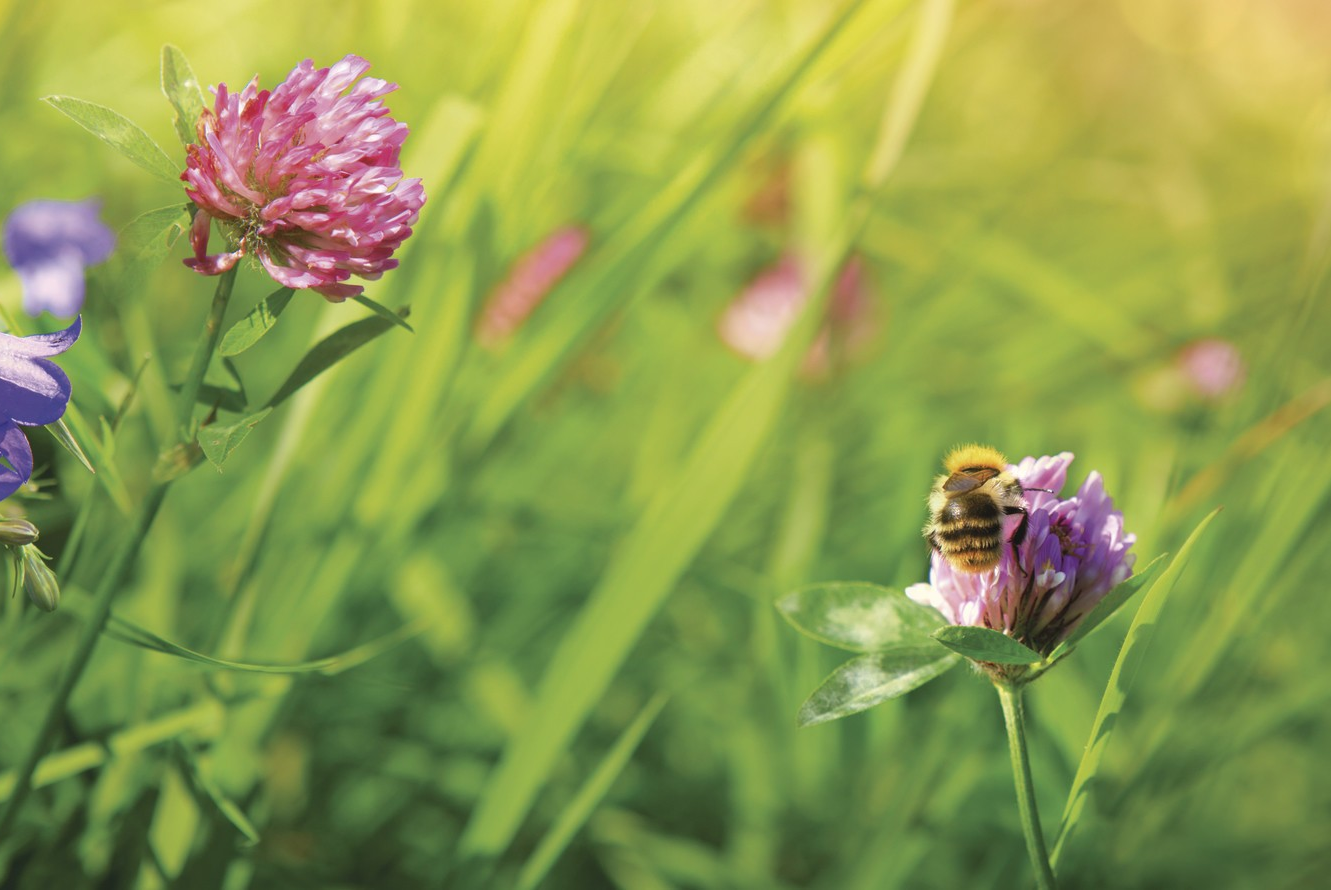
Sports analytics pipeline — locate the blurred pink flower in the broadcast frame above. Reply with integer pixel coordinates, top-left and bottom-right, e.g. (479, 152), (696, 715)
(476, 226), (590, 346)
(182, 55), (425, 301)
(1177, 338), (1244, 399)
(717, 254), (877, 370)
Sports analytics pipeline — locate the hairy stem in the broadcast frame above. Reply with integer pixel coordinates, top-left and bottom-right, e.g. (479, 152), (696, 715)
(997, 680), (1058, 890)
(0, 266), (237, 837)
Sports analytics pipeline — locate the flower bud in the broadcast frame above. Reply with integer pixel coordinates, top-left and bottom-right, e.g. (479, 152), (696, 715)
(21, 547), (59, 612)
(0, 519), (39, 547)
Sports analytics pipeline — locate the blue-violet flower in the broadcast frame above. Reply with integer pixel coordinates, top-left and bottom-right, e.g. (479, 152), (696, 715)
(0, 318), (81, 500)
(3, 200), (114, 317)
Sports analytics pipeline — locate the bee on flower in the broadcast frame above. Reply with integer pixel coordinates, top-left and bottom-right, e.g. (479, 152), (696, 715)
(909, 450), (1136, 658)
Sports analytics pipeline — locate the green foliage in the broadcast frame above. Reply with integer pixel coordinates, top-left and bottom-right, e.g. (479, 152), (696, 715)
(778, 582), (946, 652)
(932, 626), (1044, 665)
(1051, 509), (1221, 873)
(798, 648), (960, 726)
(264, 311), (409, 408)
(43, 95), (180, 184)
(196, 408), (271, 469)
(218, 287), (294, 357)
(159, 44), (204, 147)
(1047, 553), (1167, 663)
(1, 4), (1327, 889)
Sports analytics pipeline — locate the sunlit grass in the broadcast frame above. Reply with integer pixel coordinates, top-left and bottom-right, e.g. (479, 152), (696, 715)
(0, 0), (1328, 887)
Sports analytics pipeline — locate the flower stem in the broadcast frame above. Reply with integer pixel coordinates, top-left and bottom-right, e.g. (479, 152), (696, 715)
(0, 267), (237, 837)
(997, 680), (1058, 890)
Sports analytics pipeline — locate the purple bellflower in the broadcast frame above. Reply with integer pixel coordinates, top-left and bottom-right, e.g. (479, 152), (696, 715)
(3, 200), (115, 317)
(907, 452), (1136, 656)
(182, 55), (426, 301)
(0, 318), (81, 500)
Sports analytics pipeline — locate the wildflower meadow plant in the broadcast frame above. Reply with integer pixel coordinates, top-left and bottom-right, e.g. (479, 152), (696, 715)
(718, 253), (876, 374)
(777, 449), (1213, 888)
(0, 319), (80, 613)
(0, 317), (81, 500)
(2, 200), (114, 317)
(0, 46), (423, 837)
(476, 225), (590, 347)
(182, 54), (425, 300)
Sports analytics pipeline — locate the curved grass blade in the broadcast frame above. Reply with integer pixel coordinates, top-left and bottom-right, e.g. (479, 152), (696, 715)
(353, 294), (415, 333)
(1050, 509), (1220, 871)
(515, 694), (668, 890)
(103, 613), (425, 676)
(264, 310), (408, 409)
(44, 96), (179, 184)
(173, 743), (260, 847)
(1047, 553), (1167, 664)
(161, 44), (205, 147)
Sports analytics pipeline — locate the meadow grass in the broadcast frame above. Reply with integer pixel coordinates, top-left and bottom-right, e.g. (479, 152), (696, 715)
(0, 1), (1328, 887)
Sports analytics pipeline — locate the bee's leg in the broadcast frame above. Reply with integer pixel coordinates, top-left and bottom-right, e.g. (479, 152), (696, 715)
(1003, 506), (1028, 564)
(926, 529), (941, 553)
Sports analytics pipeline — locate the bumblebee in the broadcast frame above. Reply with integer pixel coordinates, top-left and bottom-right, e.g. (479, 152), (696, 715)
(924, 445), (1030, 573)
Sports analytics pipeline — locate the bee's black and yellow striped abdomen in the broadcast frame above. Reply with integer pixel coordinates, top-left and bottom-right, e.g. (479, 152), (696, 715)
(933, 494), (1005, 571)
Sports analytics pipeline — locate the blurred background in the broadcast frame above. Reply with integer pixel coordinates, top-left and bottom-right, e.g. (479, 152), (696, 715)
(1, 0), (1329, 887)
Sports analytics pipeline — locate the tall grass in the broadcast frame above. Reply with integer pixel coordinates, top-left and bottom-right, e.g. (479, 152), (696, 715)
(1, 0), (1328, 887)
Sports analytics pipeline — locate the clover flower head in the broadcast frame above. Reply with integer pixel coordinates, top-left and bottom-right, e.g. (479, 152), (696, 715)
(1177, 338), (1244, 400)
(906, 452), (1136, 656)
(718, 255), (806, 361)
(182, 55), (426, 301)
(3, 199), (114, 317)
(0, 318), (81, 501)
(476, 226), (590, 346)
(718, 254), (877, 370)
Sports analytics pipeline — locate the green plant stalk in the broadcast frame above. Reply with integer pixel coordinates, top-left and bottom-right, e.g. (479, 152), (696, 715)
(0, 266), (237, 837)
(997, 680), (1058, 890)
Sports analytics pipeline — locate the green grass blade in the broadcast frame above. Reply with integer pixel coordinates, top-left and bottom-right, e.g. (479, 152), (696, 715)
(515, 694), (669, 890)
(458, 313), (817, 861)
(173, 744), (260, 847)
(0, 700), (223, 801)
(1050, 508), (1221, 870)
(263, 312), (408, 409)
(352, 294), (415, 333)
(102, 613), (424, 676)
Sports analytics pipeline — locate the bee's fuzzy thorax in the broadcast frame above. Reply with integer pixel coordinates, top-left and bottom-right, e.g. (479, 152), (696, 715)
(944, 444), (1009, 474)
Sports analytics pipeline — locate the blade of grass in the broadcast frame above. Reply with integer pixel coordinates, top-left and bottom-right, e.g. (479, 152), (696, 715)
(0, 699), (223, 801)
(515, 693), (668, 890)
(1050, 509), (1220, 870)
(102, 613), (425, 675)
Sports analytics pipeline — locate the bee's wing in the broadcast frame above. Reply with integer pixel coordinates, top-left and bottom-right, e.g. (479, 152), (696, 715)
(942, 467), (997, 493)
